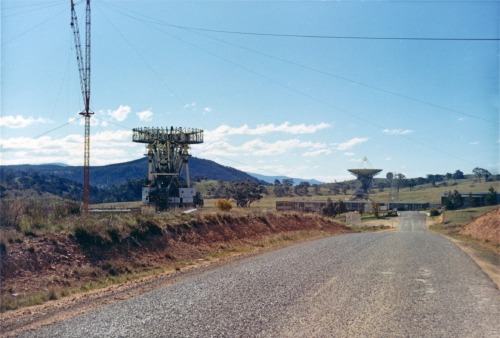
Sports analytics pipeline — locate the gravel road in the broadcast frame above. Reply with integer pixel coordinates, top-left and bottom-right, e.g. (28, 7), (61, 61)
(19, 212), (500, 337)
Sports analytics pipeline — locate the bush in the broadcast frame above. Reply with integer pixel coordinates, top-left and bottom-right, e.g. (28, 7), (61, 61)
(130, 220), (163, 240)
(215, 199), (232, 211)
(429, 208), (440, 217)
(74, 226), (108, 247)
(386, 210), (398, 217)
(0, 200), (24, 228)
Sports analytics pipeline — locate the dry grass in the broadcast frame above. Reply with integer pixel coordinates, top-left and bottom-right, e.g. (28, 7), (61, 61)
(429, 206), (499, 267)
(371, 180), (499, 204)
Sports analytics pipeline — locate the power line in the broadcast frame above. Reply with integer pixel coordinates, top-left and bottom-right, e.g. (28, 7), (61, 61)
(91, 116), (133, 132)
(95, 4), (189, 110)
(33, 117), (84, 139)
(178, 27), (499, 126)
(102, 1), (498, 126)
(1, 7), (67, 46)
(137, 20), (479, 167)
(162, 26), (500, 42)
(98, 2), (485, 168)
(98, 1), (499, 41)
(1, 1), (65, 19)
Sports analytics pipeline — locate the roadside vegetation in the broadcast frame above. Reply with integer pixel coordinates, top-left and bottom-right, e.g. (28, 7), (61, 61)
(0, 198), (350, 312)
(430, 206), (498, 245)
(1, 169), (498, 312)
(429, 205), (499, 273)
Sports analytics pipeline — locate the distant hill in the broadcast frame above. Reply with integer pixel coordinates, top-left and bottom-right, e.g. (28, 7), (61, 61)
(248, 173), (325, 186)
(0, 157), (268, 203)
(0, 157), (264, 189)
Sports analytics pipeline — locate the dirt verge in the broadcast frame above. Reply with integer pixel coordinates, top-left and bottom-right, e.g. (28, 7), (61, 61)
(430, 207), (499, 289)
(0, 212), (351, 336)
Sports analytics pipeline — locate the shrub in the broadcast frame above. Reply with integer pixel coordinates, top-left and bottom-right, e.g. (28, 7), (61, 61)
(0, 240), (7, 253)
(0, 200), (24, 228)
(107, 228), (121, 243)
(386, 210), (398, 217)
(429, 208), (440, 217)
(215, 199), (232, 211)
(130, 219), (163, 240)
(74, 226), (108, 247)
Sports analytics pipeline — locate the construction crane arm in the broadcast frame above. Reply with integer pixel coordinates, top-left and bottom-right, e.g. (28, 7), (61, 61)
(70, 0), (86, 107)
(70, 0), (91, 113)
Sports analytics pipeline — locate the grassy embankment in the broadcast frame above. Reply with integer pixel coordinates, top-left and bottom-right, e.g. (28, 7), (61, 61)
(429, 205), (499, 264)
(0, 200), (350, 312)
(2, 178), (497, 311)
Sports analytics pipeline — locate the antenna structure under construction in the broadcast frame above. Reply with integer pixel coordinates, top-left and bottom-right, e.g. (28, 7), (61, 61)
(70, 0), (93, 213)
(133, 127), (204, 211)
(348, 157), (382, 200)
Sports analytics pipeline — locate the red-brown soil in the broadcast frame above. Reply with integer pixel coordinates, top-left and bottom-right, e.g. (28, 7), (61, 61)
(460, 207), (500, 245)
(0, 212), (351, 315)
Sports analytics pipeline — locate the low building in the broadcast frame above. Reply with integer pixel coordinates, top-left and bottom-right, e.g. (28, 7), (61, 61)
(388, 202), (430, 211)
(440, 192), (500, 207)
(276, 199), (430, 213)
(276, 200), (371, 213)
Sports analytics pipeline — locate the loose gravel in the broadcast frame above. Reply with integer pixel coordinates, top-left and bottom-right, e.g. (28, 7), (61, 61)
(19, 212), (500, 337)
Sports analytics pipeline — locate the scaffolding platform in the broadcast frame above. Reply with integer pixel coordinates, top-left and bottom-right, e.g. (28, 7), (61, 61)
(132, 127), (203, 144)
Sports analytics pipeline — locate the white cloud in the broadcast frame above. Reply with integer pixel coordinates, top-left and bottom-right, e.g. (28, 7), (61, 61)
(335, 137), (368, 151)
(0, 115), (49, 129)
(469, 141), (480, 145)
(385, 157), (392, 161)
(137, 109), (153, 121)
(206, 122), (330, 142)
(303, 149), (331, 157)
(183, 102), (196, 110)
(93, 130), (132, 142)
(108, 105), (131, 122)
(343, 152), (355, 157)
(195, 137), (328, 158)
(0, 130), (142, 166)
(203, 107), (212, 114)
(382, 129), (414, 135)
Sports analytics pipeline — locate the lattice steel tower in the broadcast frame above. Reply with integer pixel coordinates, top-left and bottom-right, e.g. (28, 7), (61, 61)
(133, 127), (204, 211)
(70, 0), (92, 213)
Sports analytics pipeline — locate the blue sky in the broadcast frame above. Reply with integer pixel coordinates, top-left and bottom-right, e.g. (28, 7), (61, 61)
(1, 0), (499, 182)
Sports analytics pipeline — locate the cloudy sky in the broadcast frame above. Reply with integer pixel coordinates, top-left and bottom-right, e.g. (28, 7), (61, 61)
(1, 0), (498, 182)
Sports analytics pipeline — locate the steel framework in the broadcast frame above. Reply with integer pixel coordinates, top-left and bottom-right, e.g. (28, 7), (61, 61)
(133, 127), (204, 211)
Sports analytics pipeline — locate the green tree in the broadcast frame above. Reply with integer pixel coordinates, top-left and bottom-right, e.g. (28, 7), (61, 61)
(473, 167), (491, 182)
(273, 184), (286, 197)
(322, 198), (336, 217)
(407, 179), (416, 191)
(467, 192), (477, 208)
(228, 181), (264, 207)
(294, 182), (310, 196)
(193, 191), (204, 207)
(485, 186), (498, 206)
(371, 201), (380, 218)
(452, 170), (465, 180)
(282, 178), (293, 195)
(336, 200), (347, 214)
(443, 190), (464, 210)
